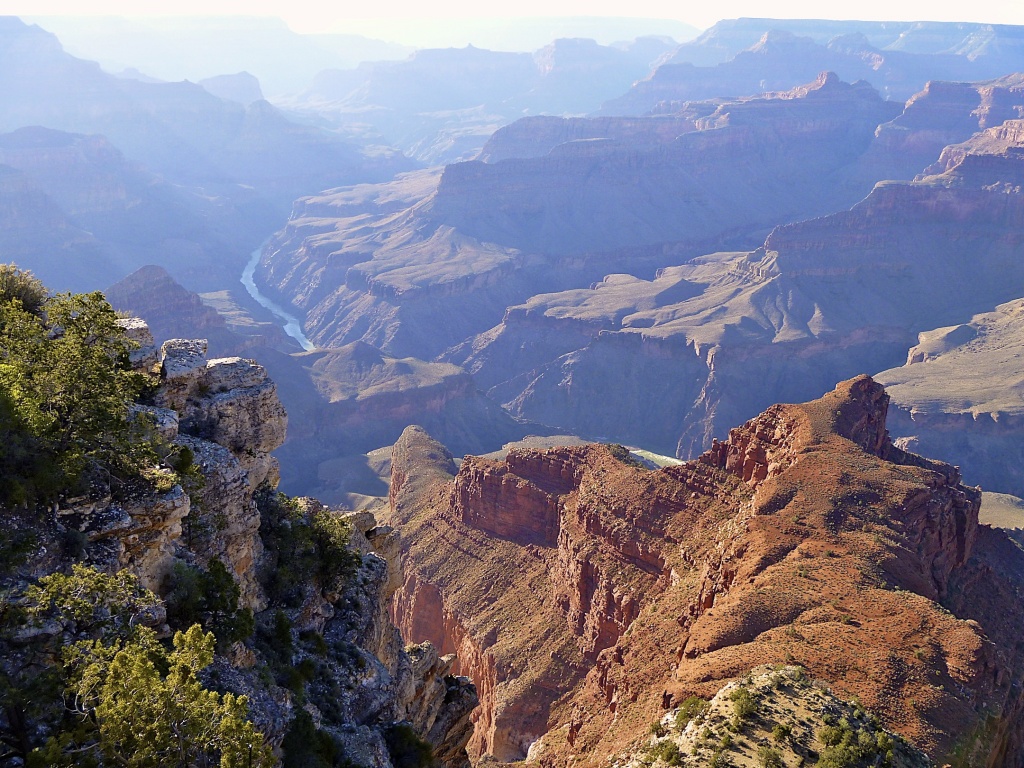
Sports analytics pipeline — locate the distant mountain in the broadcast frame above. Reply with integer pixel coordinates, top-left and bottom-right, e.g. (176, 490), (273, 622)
(877, 297), (1024, 497)
(198, 71), (264, 105)
(603, 19), (1024, 114)
(0, 17), (413, 290)
(668, 18), (1024, 66)
(0, 126), (255, 290)
(25, 15), (411, 96)
(0, 18), (411, 207)
(254, 72), (1024, 498)
(462, 108), (1024, 491)
(332, 15), (699, 51)
(279, 36), (680, 163)
(260, 74), (916, 359)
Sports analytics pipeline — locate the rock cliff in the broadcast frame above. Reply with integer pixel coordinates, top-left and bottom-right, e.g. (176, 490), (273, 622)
(259, 73), (909, 360)
(876, 297), (1024, 497)
(386, 377), (1024, 766)
(5, 316), (478, 767)
(460, 98), (1024, 477)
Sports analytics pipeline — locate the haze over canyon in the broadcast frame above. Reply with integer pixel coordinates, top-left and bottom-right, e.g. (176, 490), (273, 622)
(4, 10), (1024, 768)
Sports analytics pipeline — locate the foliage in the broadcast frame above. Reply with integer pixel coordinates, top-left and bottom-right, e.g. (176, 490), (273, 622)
(282, 709), (338, 768)
(729, 686), (758, 721)
(24, 563), (161, 644)
(163, 559), (254, 649)
(605, 443), (646, 469)
(0, 565), (160, 762)
(645, 738), (684, 766)
(256, 486), (359, 607)
(675, 696), (709, 729)
(817, 717), (896, 768)
(0, 264), (47, 315)
(163, 443), (215, 548)
(384, 723), (433, 768)
(0, 287), (153, 506)
(3, 565), (270, 766)
(757, 745), (784, 768)
(42, 624), (274, 768)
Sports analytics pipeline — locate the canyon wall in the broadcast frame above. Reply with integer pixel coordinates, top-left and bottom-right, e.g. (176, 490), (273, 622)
(386, 377), (1024, 766)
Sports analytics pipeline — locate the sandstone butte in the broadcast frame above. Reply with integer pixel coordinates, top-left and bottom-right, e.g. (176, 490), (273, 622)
(384, 376), (1024, 766)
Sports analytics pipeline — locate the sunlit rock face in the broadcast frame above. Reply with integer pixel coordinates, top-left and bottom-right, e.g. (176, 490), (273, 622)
(386, 378), (1024, 767)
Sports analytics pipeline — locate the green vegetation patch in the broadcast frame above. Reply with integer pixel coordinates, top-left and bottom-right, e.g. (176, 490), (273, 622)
(0, 268), (156, 507)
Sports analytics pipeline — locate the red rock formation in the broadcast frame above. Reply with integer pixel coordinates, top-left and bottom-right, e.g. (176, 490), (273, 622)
(386, 377), (1024, 766)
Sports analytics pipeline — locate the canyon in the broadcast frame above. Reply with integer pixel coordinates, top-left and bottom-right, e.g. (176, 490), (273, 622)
(254, 70), (1024, 499)
(9, 11), (1024, 768)
(385, 376), (1024, 766)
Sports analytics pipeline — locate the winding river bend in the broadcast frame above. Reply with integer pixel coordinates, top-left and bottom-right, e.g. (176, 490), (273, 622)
(241, 246), (315, 352)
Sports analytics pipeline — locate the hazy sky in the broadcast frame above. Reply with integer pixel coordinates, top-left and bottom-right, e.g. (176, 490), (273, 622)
(11, 0), (1024, 33)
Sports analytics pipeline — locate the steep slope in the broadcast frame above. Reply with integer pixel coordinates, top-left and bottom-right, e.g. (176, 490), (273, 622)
(0, 18), (411, 220)
(462, 111), (1024, 466)
(385, 377), (1024, 766)
(876, 298), (1024, 497)
(0, 311), (478, 767)
(107, 264), (537, 503)
(259, 74), (905, 359)
(0, 126), (253, 290)
(0, 162), (110, 288)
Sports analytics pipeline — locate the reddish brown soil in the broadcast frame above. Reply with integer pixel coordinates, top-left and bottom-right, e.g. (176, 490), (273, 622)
(384, 377), (1024, 766)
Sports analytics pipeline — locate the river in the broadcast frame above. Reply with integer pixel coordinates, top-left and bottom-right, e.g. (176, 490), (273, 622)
(240, 246), (316, 351)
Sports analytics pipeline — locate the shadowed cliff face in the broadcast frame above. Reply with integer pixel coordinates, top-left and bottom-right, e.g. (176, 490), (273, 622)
(385, 377), (1024, 766)
(876, 296), (1024, 497)
(458, 108), (1024, 480)
(259, 74), (916, 359)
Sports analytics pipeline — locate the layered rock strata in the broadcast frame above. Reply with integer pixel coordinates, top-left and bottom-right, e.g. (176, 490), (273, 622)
(461, 102), (1024, 470)
(258, 74), (905, 359)
(386, 377), (1024, 766)
(43, 318), (479, 766)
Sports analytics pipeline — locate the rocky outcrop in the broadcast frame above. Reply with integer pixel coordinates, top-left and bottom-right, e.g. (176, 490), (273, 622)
(48, 326), (290, 603)
(156, 339), (287, 489)
(386, 378), (1024, 766)
(74, 333), (283, 609)
(612, 666), (932, 768)
(876, 298), (1024, 496)
(278, 501), (478, 768)
(3, 312), (479, 767)
(449, 450), (580, 546)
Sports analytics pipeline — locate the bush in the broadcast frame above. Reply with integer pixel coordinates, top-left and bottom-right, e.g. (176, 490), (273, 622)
(675, 696), (709, 729)
(384, 723), (433, 768)
(646, 739), (684, 766)
(0, 264), (47, 315)
(163, 558), (253, 649)
(0, 287), (152, 506)
(282, 709), (337, 768)
(758, 745), (784, 768)
(605, 443), (646, 469)
(729, 686), (758, 721)
(256, 487), (360, 606)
